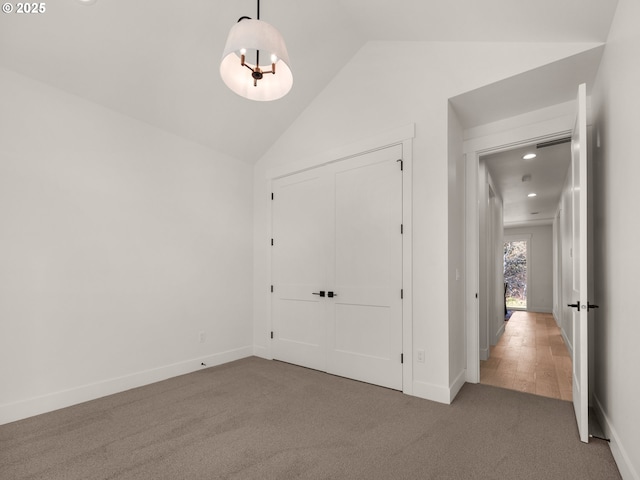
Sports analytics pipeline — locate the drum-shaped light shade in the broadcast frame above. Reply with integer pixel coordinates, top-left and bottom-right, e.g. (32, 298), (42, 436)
(220, 19), (293, 101)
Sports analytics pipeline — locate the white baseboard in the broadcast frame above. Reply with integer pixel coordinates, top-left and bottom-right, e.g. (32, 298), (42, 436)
(412, 379), (453, 405)
(0, 346), (252, 426)
(494, 321), (506, 344)
(593, 394), (640, 480)
(252, 344), (272, 359)
(561, 329), (573, 357)
(449, 370), (466, 403)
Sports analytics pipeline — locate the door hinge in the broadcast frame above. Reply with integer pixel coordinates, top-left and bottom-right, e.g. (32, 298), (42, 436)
(397, 159), (403, 171)
(401, 224), (403, 234)
(401, 289), (404, 299)
(271, 192), (274, 200)
(270, 331), (274, 339)
(271, 238), (274, 246)
(401, 353), (404, 364)
(270, 285), (274, 293)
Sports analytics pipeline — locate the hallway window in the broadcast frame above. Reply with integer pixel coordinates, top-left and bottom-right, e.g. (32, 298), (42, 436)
(504, 239), (528, 309)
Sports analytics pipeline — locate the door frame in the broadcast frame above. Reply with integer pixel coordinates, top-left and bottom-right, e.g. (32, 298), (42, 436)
(464, 116), (575, 383)
(264, 124), (415, 395)
(503, 233), (532, 312)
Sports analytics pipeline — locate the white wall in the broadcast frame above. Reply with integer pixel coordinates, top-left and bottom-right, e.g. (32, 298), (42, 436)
(591, 0), (640, 477)
(489, 184), (505, 346)
(552, 211), (562, 322)
(477, 160), (489, 358)
(558, 172), (575, 349)
(253, 40), (602, 402)
(504, 225), (554, 314)
(478, 163), (505, 358)
(0, 68), (254, 424)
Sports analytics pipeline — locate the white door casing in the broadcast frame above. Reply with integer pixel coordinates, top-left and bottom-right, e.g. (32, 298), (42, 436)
(464, 105), (578, 385)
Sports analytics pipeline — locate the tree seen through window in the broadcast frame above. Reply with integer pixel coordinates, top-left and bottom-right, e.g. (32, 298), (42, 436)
(504, 240), (527, 309)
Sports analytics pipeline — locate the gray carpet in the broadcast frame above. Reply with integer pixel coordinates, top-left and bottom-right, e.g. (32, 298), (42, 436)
(0, 357), (621, 479)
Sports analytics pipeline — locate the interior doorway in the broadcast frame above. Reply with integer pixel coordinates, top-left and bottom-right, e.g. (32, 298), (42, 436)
(474, 139), (574, 401)
(468, 132), (571, 390)
(464, 123), (574, 384)
(503, 236), (530, 311)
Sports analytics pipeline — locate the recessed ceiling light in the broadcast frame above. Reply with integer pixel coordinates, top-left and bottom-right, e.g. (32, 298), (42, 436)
(77, 0), (97, 4)
(528, 193), (537, 197)
(523, 153), (537, 160)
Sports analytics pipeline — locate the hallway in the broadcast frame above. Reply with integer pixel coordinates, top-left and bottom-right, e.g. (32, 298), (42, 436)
(480, 311), (572, 401)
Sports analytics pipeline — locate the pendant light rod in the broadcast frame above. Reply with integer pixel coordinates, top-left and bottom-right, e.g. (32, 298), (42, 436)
(255, 0), (260, 68)
(237, 0), (260, 22)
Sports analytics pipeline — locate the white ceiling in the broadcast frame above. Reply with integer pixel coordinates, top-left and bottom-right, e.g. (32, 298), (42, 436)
(0, 0), (619, 163)
(483, 141), (571, 227)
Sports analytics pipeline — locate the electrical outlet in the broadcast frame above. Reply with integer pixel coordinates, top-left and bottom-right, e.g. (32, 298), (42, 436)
(198, 331), (206, 343)
(417, 350), (425, 363)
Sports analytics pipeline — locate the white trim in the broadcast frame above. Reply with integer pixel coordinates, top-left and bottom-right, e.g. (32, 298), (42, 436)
(253, 344), (270, 359)
(504, 233), (532, 311)
(412, 380), (453, 405)
(464, 119), (573, 155)
(561, 328), (573, 358)
(495, 320), (506, 344)
(593, 395), (640, 480)
(267, 124), (415, 180)
(0, 346), (253, 426)
(449, 369), (467, 403)
(401, 138), (414, 395)
(265, 124), (415, 395)
(479, 348), (489, 361)
(465, 151), (480, 383)
(264, 177), (274, 361)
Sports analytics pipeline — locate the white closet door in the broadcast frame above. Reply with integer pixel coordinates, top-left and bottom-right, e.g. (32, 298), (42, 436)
(271, 169), (330, 372)
(327, 146), (403, 390)
(271, 145), (403, 390)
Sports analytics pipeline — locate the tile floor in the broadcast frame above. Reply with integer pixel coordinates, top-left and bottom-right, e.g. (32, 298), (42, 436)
(480, 311), (572, 401)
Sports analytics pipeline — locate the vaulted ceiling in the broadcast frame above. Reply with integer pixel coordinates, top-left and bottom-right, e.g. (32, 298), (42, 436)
(0, 0), (619, 163)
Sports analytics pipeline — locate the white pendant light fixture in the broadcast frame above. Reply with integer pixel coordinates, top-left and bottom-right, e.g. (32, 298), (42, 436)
(220, 0), (293, 101)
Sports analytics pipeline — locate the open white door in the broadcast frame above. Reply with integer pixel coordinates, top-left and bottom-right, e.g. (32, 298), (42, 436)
(569, 83), (590, 443)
